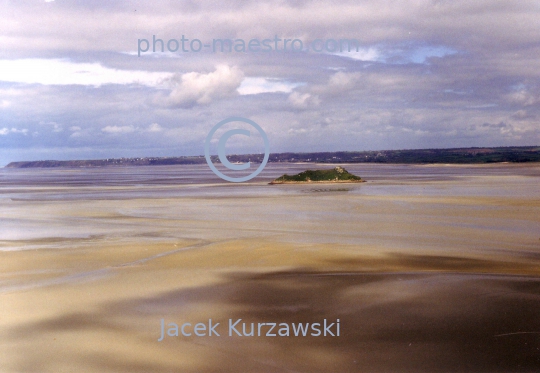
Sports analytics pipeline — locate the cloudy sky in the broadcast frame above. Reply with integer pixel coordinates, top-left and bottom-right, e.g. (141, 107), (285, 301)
(0, 0), (539, 166)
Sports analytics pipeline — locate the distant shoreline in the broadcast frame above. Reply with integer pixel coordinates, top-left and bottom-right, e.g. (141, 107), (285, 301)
(5, 146), (540, 168)
(269, 180), (366, 185)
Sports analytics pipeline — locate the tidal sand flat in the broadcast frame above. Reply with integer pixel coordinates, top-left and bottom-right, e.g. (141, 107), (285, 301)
(0, 164), (539, 372)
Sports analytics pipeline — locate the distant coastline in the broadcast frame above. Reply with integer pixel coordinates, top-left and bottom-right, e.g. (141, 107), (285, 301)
(5, 146), (540, 168)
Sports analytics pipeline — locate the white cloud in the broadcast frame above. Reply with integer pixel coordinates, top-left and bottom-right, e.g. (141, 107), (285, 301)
(506, 88), (540, 107)
(0, 59), (173, 87)
(0, 127), (28, 135)
(306, 71), (362, 97)
(69, 126), (82, 138)
(327, 71), (361, 90)
(237, 78), (301, 95)
(334, 47), (381, 61)
(101, 125), (136, 134)
(39, 121), (63, 132)
(287, 91), (320, 109)
(100, 123), (163, 135)
(287, 127), (308, 134)
(162, 65), (244, 107)
(147, 123), (163, 132)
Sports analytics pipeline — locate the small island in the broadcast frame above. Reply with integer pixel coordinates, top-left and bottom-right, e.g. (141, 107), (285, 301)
(269, 166), (365, 184)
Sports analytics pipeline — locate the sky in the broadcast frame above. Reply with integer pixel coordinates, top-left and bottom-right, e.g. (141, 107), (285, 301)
(0, 0), (539, 166)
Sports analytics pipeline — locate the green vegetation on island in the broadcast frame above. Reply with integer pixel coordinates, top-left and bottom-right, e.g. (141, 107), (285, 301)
(269, 166), (364, 184)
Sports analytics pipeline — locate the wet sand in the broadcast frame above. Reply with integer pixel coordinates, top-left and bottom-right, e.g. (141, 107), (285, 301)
(0, 163), (539, 372)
